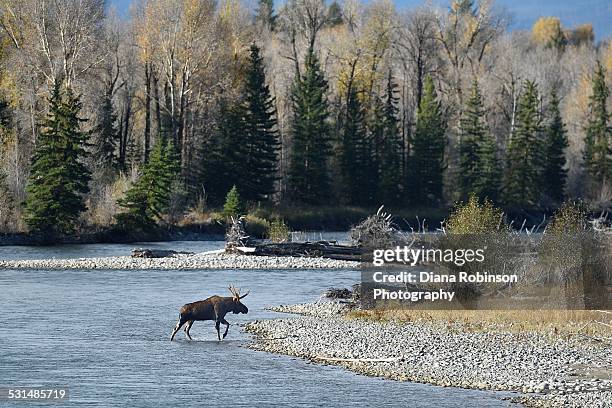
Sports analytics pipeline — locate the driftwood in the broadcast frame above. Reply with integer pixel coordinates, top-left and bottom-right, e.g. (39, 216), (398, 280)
(231, 241), (365, 261)
(225, 216), (255, 251)
(131, 249), (194, 258)
(315, 356), (403, 363)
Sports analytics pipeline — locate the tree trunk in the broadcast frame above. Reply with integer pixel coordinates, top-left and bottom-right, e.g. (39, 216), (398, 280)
(144, 62), (151, 163)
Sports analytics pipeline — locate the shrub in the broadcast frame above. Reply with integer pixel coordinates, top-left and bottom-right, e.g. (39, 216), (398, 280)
(244, 214), (270, 238)
(539, 201), (608, 308)
(446, 195), (506, 234)
(268, 218), (290, 242)
(439, 196), (513, 304)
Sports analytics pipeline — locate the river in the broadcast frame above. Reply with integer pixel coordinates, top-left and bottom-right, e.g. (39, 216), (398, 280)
(0, 241), (519, 407)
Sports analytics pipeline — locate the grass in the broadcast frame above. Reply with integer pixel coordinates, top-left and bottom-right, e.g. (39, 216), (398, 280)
(348, 309), (612, 337)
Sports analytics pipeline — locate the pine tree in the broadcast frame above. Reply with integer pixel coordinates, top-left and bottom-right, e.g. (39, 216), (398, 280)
(503, 80), (543, 208)
(24, 82), (91, 236)
(327, 1), (343, 26)
(116, 137), (180, 228)
(287, 49), (332, 204)
(583, 61), (611, 188)
(255, 0), (276, 30)
(0, 169), (13, 230)
(240, 43), (280, 202)
(340, 85), (371, 205)
(223, 185), (243, 218)
(203, 101), (244, 205)
(542, 88), (568, 203)
(458, 80), (500, 202)
(409, 75), (446, 205)
(379, 73), (403, 205)
(93, 91), (119, 169)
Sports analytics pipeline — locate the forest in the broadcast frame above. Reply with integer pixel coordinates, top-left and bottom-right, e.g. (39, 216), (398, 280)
(0, 0), (610, 237)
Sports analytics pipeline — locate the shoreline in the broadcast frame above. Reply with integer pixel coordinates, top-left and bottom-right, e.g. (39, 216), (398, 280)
(245, 301), (612, 407)
(0, 252), (360, 270)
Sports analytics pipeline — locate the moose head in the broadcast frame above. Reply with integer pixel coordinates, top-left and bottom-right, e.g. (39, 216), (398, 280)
(228, 285), (249, 314)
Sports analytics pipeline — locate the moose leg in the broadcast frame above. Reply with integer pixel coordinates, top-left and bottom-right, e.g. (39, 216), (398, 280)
(184, 320), (194, 340)
(215, 320), (221, 341)
(170, 316), (187, 341)
(221, 318), (230, 339)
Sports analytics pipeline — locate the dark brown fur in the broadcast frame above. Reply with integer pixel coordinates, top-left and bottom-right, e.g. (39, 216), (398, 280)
(170, 288), (249, 341)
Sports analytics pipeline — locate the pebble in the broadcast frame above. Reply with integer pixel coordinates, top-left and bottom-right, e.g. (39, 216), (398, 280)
(0, 252), (360, 270)
(245, 300), (612, 408)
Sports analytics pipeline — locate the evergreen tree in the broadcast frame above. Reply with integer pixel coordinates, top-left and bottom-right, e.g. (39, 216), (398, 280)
(458, 80), (500, 202)
(0, 169), (13, 230)
(255, 0), (276, 30)
(223, 185), (243, 218)
(240, 43), (280, 202)
(409, 75), (446, 205)
(24, 82), (91, 236)
(542, 88), (568, 203)
(340, 85), (371, 205)
(203, 101), (244, 205)
(327, 1), (343, 26)
(503, 80), (543, 208)
(379, 73), (403, 205)
(583, 61), (611, 188)
(287, 49), (332, 204)
(117, 137), (180, 228)
(93, 91), (119, 169)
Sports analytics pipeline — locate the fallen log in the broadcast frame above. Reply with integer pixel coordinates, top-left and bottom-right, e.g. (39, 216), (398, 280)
(230, 241), (365, 261)
(131, 248), (194, 258)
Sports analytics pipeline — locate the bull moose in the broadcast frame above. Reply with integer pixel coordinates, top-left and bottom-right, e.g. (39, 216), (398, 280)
(170, 285), (250, 341)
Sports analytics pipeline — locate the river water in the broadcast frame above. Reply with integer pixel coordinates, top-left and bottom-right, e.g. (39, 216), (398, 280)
(0, 241), (519, 407)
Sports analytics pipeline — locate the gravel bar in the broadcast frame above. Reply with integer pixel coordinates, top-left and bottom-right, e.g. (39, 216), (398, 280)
(245, 301), (612, 408)
(0, 252), (360, 270)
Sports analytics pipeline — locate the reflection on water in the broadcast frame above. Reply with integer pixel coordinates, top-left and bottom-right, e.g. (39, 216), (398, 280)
(0, 251), (519, 407)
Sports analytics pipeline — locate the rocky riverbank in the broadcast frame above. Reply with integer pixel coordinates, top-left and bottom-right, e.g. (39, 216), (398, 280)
(245, 301), (612, 407)
(0, 252), (360, 270)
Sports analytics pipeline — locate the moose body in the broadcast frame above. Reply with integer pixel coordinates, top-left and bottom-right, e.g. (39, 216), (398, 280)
(170, 286), (249, 341)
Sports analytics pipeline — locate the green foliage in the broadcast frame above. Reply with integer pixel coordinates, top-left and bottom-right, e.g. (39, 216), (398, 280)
(503, 80), (543, 209)
(458, 80), (500, 202)
(255, 0), (276, 30)
(240, 43), (280, 202)
(116, 137), (180, 229)
(340, 85), (372, 205)
(326, 1), (343, 26)
(93, 91), (119, 170)
(287, 49), (332, 204)
(244, 214), (270, 238)
(202, 101), (243, 205)
(267, 217), (290, 242)
(409, 75), (446, 205)
(583, 62), (611, 189)
(0, 169), (13, 230)
(223, 185), (243, 218)
(542, 88), (568, 203)
(202, 44), (279, 205)
(446, 195), (506, 234)
(378, 73), (403, 205)
(24, 82), (91, 236)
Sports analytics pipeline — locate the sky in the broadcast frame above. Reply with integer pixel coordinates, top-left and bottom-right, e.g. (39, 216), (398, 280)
(108, 0), (611, 39)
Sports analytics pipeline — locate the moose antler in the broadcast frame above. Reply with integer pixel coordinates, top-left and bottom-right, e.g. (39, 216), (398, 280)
(228, 285), (249, 300)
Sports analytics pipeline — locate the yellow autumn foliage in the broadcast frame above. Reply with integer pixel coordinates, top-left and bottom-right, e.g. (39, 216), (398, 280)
(532, 17), (564, 47)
